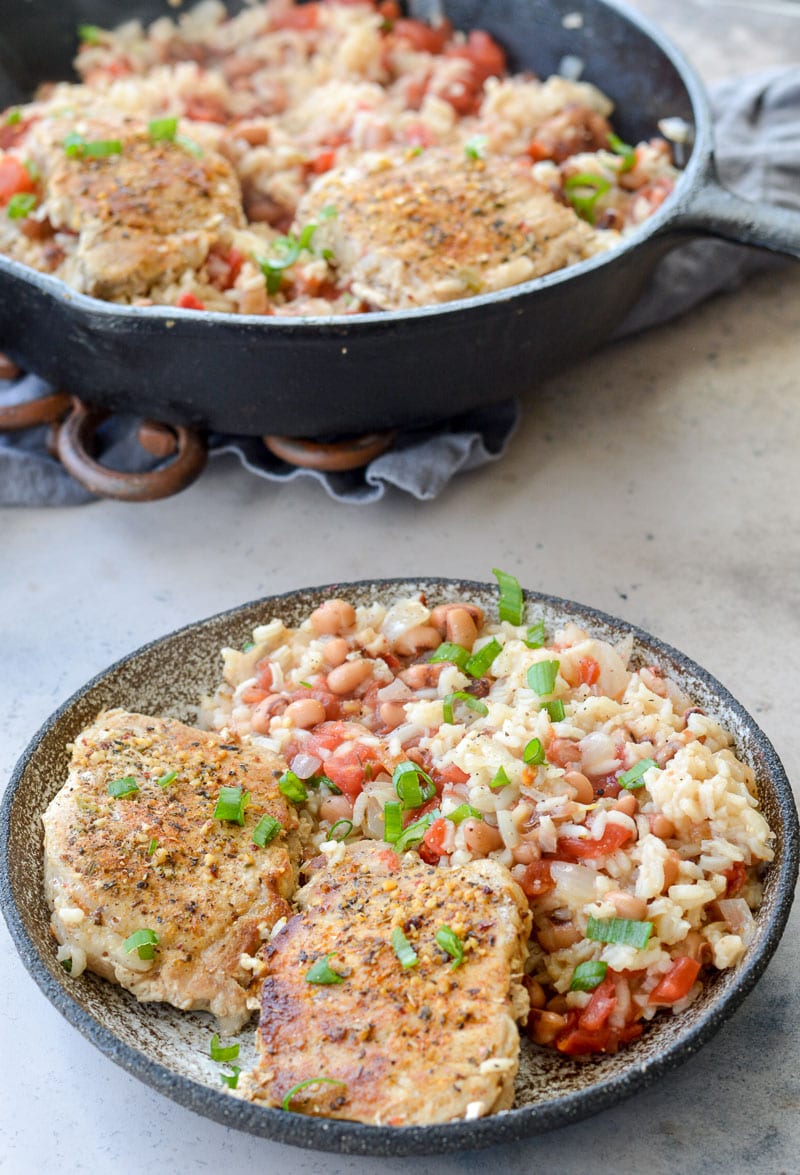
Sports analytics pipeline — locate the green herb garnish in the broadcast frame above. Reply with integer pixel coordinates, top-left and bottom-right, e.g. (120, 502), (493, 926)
(383, 800), (403, 844)
(465, 637), (502, 678)
(435, 925), (464, 969)
(305, 953), (345, 985)
(541, 698), (566, 722)
(281, 1078), (346, 1112)
(618, 758), (658, 790)
(392, 760), (435, 810)
(394, 808), (439, 853)
(527, 660), (560, 696)
(122, 928), (159, 960)
(429, 641), (470, 670)
(107, 776), (139, 800)
(278, 770), (308, 803)
(148, 116), (178, 142)
(213, 785), (249, 824)
(493, 568), (523, 625)
(6, 193), (36, 219)
(607, 131), (636, 171)
(442, 691), (489, 725)
(252, 813), (282, 847)
(447, 803), (482, 825)
(570, 960), (608, 991)
(326, 818), (354, 842)
(564, 172), (612, 224)
(464, 134), (487, 160)
(220, 1066), (241, 1089)
(490, 766), (511, 790)
(523, 737), (545, 765)
(157, 770), (177, 788)
(210, 1034), (240, 1062)
(391, 927), (418, 969)
(586, 916), (653, 949)
(524, 619), (547, 649)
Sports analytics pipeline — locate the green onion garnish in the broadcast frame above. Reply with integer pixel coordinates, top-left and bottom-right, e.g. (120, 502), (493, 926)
(157, 770), (177, 788)
(213, 785), (249, 824)
(442, 691), (489, 725)
(242, 640), (255, 652)
(524, 619), (547, 649)
(491, 766), (511, 790)
(210, 1033), (240, 1062)
(63, 131), (86, 157)
(563, 172), (612, 224)
(618, 758), (658, 790)
(148, 116), (178, 142)
(252, 813), (282, 847)
(23, 159), (39, 181)
(391, 927), (418, 969)
(464, 134), (487, 160)
(587, 916), (653, 949)
(258, 224), (318, 291)
(7, 193), (36, 219)
(395, 808), (439, 853)
(383, 800), (403, 843)
(570, 960), (608, 991)
(607, 131), (636, 171)
(542, 699), (566, 722)
(175, 134), (203, 157)
(527, 660), (560, 696)
(122, 928), (159, 960)
(429, 641), (470, 670)
(447, 803), (482, 825)
(107, 776), (139, 800)
(146, 837), (158, 857)
(465, 637), (502, 679)
(278, 770), (308, 803)
(493, 568), (523, 625)
(63, 132), (123, 158)
(320, 203), (338, 219)
(523, 737), (545, 765)
(305, 954), (345, 985)
(78, 23), (103, 43)
(281, 1078), (347, 1112)
(435, 925), (464, 969)
(60, 956), (72, 973)
(220, 1066), (241, 1089)
(4, 109), (21, 125)
(311, 773), (341, 795)
(392, 760), (435, 810)
(326, 818), (353, 842)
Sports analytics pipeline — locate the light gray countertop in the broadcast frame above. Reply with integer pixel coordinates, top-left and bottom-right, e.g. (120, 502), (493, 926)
(2, 3), (799, 1172)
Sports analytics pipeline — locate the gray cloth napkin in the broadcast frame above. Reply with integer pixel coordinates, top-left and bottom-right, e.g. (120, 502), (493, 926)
(1, 67), (798, 507)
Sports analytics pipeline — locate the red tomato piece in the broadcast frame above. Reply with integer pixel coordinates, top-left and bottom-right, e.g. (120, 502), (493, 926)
(546, 738), (582, 769)
(420, 816), (449, 861)
(577, 657), (601, 686)
(648, 957), (701, 1005)
(517, 859), (555, 899)
(253, 660), (273, 691)
(444, 29), (506, 84)
(271, 3), (320, 29)
(0, 156), (35, 205)
(307, 149), (337, 174)
(431, 763), (470, 788)
(556, 1015), (612, 1056)
(558, 822), (633, 860)
(176, 291), (206, 311)
(392, 18), (452, 54)
(322, 743), (383, 799)
(578, 976), (617, 1031)
(723, 861), (747, 897)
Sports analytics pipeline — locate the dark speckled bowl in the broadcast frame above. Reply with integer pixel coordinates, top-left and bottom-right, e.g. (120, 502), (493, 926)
(1, 579), (797, 1156)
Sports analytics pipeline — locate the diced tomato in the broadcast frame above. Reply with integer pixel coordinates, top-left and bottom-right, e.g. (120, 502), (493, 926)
(0, 156), (35, 205)
(307, 149), (337, 174)
(206, 246), (244, 291)
(517, 859), (554, 899)
(556, 1016), (611, 1056)
(322, 742), (384, 799)
(303, 720), (362, 755)
(558, 822), (633, 860)
(403, 118), (435, 146)
(526, 139), (552, 162)
(271, 3), (320, 30)
(579, 976), (617, 1031)
(419, 816), (449, 862)
(431, 763), (470, 788)
(648, 957), (701, 1005)
(546, 738), (582, 769)
(375, 846), (400, 871)
(723, 861), (747, 897)
(444, 29), (506, 85)
(392, 18), (452, 54)
(577, 657), (600, 686)
(176, 291), (206, 310)
(252, 659), (273, 691)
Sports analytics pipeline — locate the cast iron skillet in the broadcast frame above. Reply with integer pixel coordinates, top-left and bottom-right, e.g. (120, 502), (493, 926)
(0, 0), (798, 437)
(1, 579), (798, 1155)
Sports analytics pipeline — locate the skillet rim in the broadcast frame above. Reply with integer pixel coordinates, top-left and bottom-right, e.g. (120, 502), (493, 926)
(0, 0), (712, 333)
(1, 576), (797, 1156)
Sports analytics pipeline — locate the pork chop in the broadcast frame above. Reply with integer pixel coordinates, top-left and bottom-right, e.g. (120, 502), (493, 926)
(45, 124), (244, 299)
(238, 841), (531, 1124)
(43, 709), (298, 1031)
(294, 146), (595, 309)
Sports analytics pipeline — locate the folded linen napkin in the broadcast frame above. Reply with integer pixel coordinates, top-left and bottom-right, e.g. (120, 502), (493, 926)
(1, 67), (797, 507)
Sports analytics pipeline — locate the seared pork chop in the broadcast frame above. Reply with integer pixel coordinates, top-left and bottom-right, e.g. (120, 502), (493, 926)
(46, 125), (244, 299)
(43, 709), (298, 1031)
(295, 146), (594, 310)
(239, 841), (531, 1124)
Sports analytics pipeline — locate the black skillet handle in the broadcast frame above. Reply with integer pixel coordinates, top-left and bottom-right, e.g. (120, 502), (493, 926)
(669, 159), (800, 260)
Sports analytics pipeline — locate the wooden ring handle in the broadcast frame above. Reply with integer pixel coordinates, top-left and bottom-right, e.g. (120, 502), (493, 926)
(56, 399), (208, 501)
(263, 430), (396, 472)
(0, 392), (72, 431)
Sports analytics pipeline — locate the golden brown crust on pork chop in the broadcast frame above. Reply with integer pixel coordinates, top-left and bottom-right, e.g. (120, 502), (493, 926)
(43, 709), (297, 1031)
(239, 841), (531, 1123)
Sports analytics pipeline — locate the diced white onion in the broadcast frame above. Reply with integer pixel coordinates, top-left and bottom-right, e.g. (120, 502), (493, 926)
(658, 117), (693, 144)
(376, 678), (413, 702)
(550, 860), (598, 905)
(290, 752), (322, 779)
(579, 731), (619, 776)
(718, 898), (756, 945)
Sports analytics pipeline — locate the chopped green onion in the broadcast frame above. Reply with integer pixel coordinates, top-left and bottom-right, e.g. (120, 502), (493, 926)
(447, 803), (481, 825)
(493, 568), (523, 625)
(527, 660), (560, 696)
(23, 159), (39, 181)
(7, 193), (36, 219)
(465, 637), (502, 679)
(607, 131), (636, 171)
(320, 203), (338, 219)
(175, 134), (203, 157)
(464, 134), (487, 160)
(252, 813), (282, 848)
(4, 109), (21, 126)
(618, 758), (658, 790)
(524, 619), (547, 649)
(85, 139), (122, 157)
(281, 1078), (347, 1112)
(157, 770), (177, 788)
(78, 23), (103, 43)
(278, 770), (308, 803)
(326, 818), (353, 842)
(429, 641), (470, 670)
(587, 916), (653, 949)
(570, 960), (608, 991)
(213, 785), (249, 824)
(210, 1033), (240, 1062)
(523, 737), (545, 765)
(107, 776), (139, 800)
(491, 766), (511, 790)
(220, 1066), (241, 1089)
(63, 131), (87, 157)
(60, 956), (72, 974)
(305, 953), (345, 985)
(310, 773), (341, 795)
(383, 800), (403, 844)
(146, 837), (158, 857)
(435, 925), (464, 969)
(122, 928), (159, 960)
(442, 691), (489, 725)
(298, 680), (313, 688)
(541, 698), (566, 722)
(563, 172), (612, 224)
(391, 927), (418, 969)
(258, 225), (317, 291)
(148, 116), (178, 142)
(392, 760), (435, 810)
(242, 640), (255, 652)
(395, 808), (439, 853)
